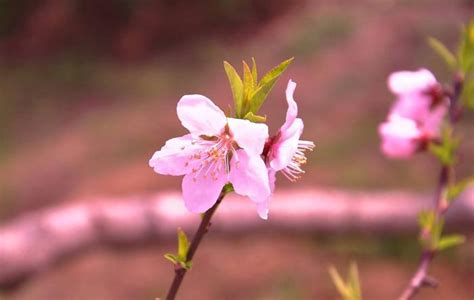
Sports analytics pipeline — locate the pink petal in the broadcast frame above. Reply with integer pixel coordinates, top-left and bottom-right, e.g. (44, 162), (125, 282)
(256, 201), (269, 220)
(378, 114), (421, 158)
(270, 118), (304, 171)
(423, 105), (446, 138)
(388, 69), (437, 95)
(255, 168), (277, 220)
(281, 79), (298, 132)
(149, 134), (205, 176)
(268, 168), (277, 193)
(390, 94), (432, 122)
(177, 95), (227, 136)
(227, 118), (268, 155)
(181, 166), (228, 213)
(229, 149), (270, 204)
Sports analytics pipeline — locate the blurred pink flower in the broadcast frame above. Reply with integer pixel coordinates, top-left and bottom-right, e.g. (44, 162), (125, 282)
(378, 114), (423, 158)
(379, 69), (447, 158)
(149, 95), (270, 214)
(258, 80), (315, 219)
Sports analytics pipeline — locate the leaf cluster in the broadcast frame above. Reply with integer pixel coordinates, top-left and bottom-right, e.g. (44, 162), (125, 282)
(417, 210), (465, 252)
(428, 20), (474, 109)
(224, 57), (294, 120)
(329, 262), (362, 300)
(164, 228), (192, 270)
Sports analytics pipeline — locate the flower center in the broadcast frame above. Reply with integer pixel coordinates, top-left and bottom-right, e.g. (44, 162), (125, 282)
(281, 140), (315, 182)
(189, 131), (237, 181)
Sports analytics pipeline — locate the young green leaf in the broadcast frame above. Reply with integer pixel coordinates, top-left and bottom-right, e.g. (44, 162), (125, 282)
(243, 111), (267, 123)
(348, 262), (362, 300)
(248, 57), (294, 114)
(177, 228), (190, 262)
(427, 126), (459, 166)
(458, 21), (474, 74)
(417, 210), (436, 230)
(461, 74), (474, 109)
(447, 176), (474, 201)
(223, 61), (244, 117)
(427, 37), (457, 70)
(242, 61), (255, 112)
(428, 143), (452, 166)
(438, 234), (465, 251)
(329, 263), (362, 300)
(430, 217), (444, 250)
(329, 266), (352, 299)
(251, 57), (258, 86)
(259, 57), (294, 86)
(164, 253), (179, 265)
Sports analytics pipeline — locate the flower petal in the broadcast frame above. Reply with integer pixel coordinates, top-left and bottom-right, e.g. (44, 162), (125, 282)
(388, 69), (437, 95)
(256, 201), (269, 220)
(149, 134), (204, 176)
(269, 118), (304, 171)
(177, 95), (227, 136)
(378, 114), (421, 158)
(423, 105), (446, 138)
(181, 166), (227, 213)
(255, 168), (277, 220)
(229, 149), (270, 203)
(227, 118), (268, 155)
(281, 79), (298, 132)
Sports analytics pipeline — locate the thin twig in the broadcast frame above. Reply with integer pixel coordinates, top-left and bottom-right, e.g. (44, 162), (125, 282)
(398, 166), (449, 300)
(165, 191), (227, 300)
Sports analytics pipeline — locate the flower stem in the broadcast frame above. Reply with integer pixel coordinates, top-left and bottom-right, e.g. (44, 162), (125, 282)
(165, 191), (227, 300)
(398, 165), (450, 300)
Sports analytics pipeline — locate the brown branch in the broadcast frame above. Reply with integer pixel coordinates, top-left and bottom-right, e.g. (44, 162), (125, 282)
(0, 189), (472, 291)
(398, 166), (450, 300)
(166, 191), (226, 300)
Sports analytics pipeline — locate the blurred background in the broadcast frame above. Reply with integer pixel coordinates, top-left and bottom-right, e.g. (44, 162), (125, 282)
(0, 0), (473, 299)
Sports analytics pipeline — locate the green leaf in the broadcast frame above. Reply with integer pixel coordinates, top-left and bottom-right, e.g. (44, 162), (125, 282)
(438, 234), (465, 251)
(427, 37), (457, 70)
(329, 263), (362, 300)
(259, 57), (294, 86)
(461, 74), (474, 109)
(458, 20), (474, 74)
(248, 57), (294, 114)
(223, 61), (244, 117)
(417, 210), (435, 230)
(348, 262), (362, 300)
(242, 61), (255, 113)
(427, 126), (459, 166)
(329, 266), (351, 299)
(243, 111), (267, 123)
(177, 228), (190, 261)
(164, 253), (179, 264)
(428, 143), (451, 166)
(180, 260), (193, 270)
(447, 176), (474, 201)
(251, 57), (258, 86)
(430, 218), (444, 250)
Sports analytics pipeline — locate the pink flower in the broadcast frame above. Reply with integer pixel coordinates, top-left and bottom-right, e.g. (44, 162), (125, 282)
(258, 80), (315, 219)
(149, 95), (270, 214)
(379, 69), (447, 158)
(378, 114), (423, 158)
(388, 69), (445, 124)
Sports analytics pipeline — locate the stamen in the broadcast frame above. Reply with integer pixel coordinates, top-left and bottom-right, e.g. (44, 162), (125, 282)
(282, 140), (315, 182)
(188, 131), (238, 181)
